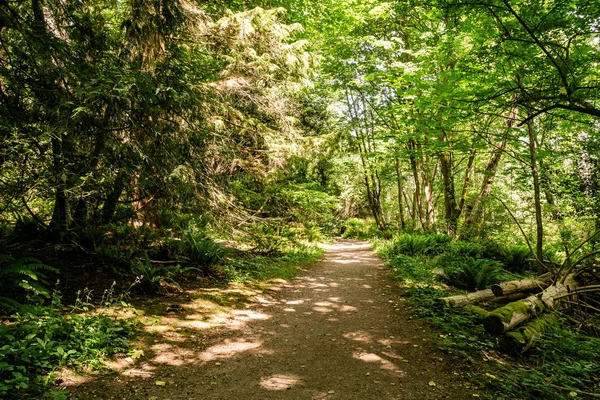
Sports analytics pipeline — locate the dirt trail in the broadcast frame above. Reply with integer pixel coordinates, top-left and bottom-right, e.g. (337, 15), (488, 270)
(69, 240), (476, 399)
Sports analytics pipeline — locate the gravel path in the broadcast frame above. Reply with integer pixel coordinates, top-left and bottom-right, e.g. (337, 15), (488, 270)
(69, 239), (476, 399)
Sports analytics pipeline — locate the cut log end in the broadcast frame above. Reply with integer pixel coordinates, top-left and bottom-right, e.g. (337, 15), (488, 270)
(483, 315), (506, 335)
(491, 285), (504, 296)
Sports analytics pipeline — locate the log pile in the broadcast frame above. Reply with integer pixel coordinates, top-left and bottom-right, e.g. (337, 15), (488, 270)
(439, 273), (578, 352)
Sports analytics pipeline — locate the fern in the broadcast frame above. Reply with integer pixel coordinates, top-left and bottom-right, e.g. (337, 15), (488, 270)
(391, 234), (450, 257)
(442, 257), (502, 291)
(0, 255), (59, 302)
(501, 245), (533, 273)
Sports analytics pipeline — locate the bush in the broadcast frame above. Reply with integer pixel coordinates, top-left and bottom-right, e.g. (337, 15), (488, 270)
(130, 257), (200, 294)
(442, 257), (503, 291)
(244, 223), (293, 255)
(389, 233), (451, 257)
(159, 227), (228, 272)
(445, 240), (487, 259)
(0, 291), (135, 399)
(222, 242), (324, 282)
(500, 245), (534, 273)
(0, 256), (59, 311)
(182, 232), (228, 267)
(341, 218), (377, 239)
(389, 254), (437, 285)
(489, 324), (600, 399)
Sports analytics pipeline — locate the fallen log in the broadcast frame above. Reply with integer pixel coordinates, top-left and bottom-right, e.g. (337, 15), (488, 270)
(484, 275), (577, 335)
(439, 290), (528, 308)
(491, 273), (552, 296)
(488, 292), (528, 304)
(439, 289), (496, 308)
(503, 313), (558, 353)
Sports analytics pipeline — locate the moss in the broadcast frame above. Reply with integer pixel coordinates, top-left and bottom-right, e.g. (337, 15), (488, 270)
(465, 305), (490, 317)
(505, 313), (558, 353)
(487, 297), (538, 323)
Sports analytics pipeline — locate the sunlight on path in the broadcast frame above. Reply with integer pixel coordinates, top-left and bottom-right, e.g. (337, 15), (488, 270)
(69, 239), (474, 400)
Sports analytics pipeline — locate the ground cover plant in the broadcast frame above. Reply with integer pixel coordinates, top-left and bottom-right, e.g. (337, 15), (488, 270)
(0, 290), (136, 399)
(374, 233), (600, 399)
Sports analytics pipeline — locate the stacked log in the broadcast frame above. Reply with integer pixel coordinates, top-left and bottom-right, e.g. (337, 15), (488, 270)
(439, 274), (552, 309)
(483, 275), (576, 334)
(439, 273), (577, 352)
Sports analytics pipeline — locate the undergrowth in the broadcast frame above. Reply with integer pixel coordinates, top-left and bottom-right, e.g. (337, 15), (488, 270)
(0, 289), (136, 400)
(223, 242), (324, 282)
(373, 234), (600, 400)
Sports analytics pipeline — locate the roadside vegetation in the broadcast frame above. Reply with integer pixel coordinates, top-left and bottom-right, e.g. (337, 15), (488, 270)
(370, 229), (600, 400)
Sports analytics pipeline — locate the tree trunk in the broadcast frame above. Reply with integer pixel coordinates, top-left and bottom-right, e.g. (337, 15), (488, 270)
(440, 149), (459, 236)
(102, 170), (128, 223)
(423, 166), (436, 231)
(49, 136), (71, 231)
(408, 139), (427, 230)
(464, 136), (507, 227)
(527, 119), (544, 261)
(465, 108), (516, 229)
(395, 158), (406, 230)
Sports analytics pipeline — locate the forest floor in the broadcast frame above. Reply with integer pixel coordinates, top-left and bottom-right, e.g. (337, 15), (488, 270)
(66, 239), (480, 400)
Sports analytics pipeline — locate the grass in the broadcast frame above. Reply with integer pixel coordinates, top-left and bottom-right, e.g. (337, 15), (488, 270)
(373, 235), (600, 400)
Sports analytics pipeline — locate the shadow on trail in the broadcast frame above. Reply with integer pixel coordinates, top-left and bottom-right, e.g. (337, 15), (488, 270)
(68, 239), (472, 400)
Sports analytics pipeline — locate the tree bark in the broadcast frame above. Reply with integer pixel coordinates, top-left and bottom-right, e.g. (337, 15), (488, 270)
(464, 135), (507, 227)
(527, 119), (544, 261)
(464, 108), (516, 229)
(102, 170), (128, 223)
(423, 165), (436, 231)
(503, 313), (558, 353)
(439, 290), (527, 308)
(408, 139), (427, 230)
(491, 273), (552, 296)
(395, 158), (406, 230)
(440, 149), (459, 236)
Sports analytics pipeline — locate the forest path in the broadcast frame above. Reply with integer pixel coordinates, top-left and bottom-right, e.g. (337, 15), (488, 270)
(69, 239), (476, 399)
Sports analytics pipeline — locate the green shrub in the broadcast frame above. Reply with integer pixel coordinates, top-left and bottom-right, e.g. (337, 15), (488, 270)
(0, 292), (135, 399)
(341, 218), (372, 239)
(131, 256), (200, 294)
(442, 257), (502, 291)
(389, 233), (450, 257)
(0, 256), (59, 311)
(500, 245), (534, 273)
(245, 223), (292, 255)
(445, 240), (487, 259)
(489, 324), (600, 399)
(222, 242), (324, 282)
(182, 231), (228, 267)
(389, 254), (437, 285)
